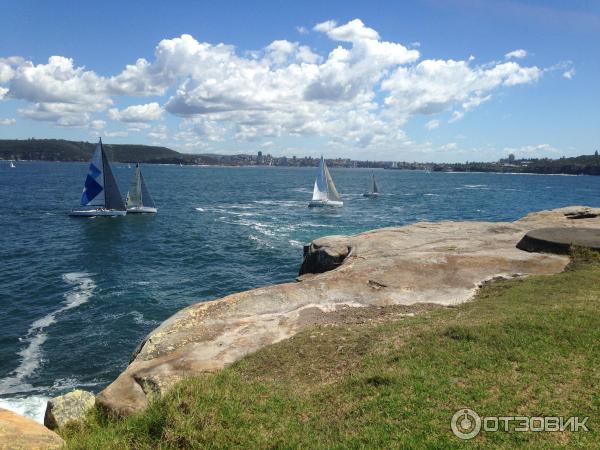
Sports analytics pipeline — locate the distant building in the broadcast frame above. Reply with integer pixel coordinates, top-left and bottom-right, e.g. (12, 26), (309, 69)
(257, 151), (263, 165)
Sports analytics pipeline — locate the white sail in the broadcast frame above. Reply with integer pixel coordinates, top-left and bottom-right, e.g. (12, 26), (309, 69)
(71, 138), (126, 216)
(312, 156), (329, 201)
(372, 174), (380, 194)
(80, 142), (105, 206)
(126, 164), (142, 208)
(324, 164), (341, 201)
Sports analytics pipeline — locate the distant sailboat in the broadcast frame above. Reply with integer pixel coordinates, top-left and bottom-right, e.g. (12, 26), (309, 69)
(308, 156), (343, 207)
(363, 172), (381, 197)
(126, 163), (157, 214)
(69, 138), (127, 217)
(9, 161), (15, 168)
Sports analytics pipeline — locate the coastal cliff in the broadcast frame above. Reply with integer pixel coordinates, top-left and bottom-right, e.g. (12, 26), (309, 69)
(96, 206), (600, 416)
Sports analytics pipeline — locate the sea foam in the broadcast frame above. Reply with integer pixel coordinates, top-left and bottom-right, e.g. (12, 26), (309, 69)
(0, 273), (95, 396)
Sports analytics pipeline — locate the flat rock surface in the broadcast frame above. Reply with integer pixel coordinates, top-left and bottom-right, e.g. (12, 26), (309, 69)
(0, 408), (64, 450)
(517, 227), (600, 253)
(96, 206), (600, 416)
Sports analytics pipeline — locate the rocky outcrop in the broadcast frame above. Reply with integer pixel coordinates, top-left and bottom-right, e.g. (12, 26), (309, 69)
(44, 389), (95, 430)
(517, 227), (600, 254)
(96, 206), (600, 416)
(0, 408), (64, 449)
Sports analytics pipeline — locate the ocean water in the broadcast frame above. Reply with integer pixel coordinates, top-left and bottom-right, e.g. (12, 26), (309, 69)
(1, 161), (600, 422)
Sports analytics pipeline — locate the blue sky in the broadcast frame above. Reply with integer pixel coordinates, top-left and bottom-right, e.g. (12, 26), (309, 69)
(0, 0), (598, 162)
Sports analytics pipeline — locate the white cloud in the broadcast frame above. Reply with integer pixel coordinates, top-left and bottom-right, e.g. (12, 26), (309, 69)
(563, 68), (575, 79)
(503, 143), (561, 158)
(0, 118), (16, 125)
(440, 142), (458, 150)
(505, 49), (527, 59)
(90, 119), (106, 130)
(296, 26), (308, 34)
(425, 119), (440, 130)
(108, 102), (163, 122)
(2, 56), (110, 126)
(382, 59), (541, 125)
(448, 111), (464, 123)
(315, 19), (380, 42)
(0, 19), (553, 155)
(104, 130), (128, 138)
(148, 124), (168, 140)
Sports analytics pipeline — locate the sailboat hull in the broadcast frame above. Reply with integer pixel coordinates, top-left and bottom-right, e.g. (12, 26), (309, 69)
(363, 193), (380, 198)
(69, 209), (127, 217)
(308, 200), (343, 208)
(127, 206), (157, 214)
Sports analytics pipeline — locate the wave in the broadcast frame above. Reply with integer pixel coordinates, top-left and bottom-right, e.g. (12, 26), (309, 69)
(130, 311), (159, 327)
(0, 272), (95, 396)
(0, 396), (49, 424)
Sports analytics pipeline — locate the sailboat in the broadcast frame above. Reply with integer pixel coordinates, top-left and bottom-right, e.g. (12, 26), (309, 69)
(363, 172), (381, 197)
(308, 156), (343, 207)
(69, 138), (127, 217)
(126, 163), (157, 214)
(9, 161), (15, 168)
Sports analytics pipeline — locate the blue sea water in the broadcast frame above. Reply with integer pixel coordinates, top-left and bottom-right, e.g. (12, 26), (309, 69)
(1, 161), (600, 421)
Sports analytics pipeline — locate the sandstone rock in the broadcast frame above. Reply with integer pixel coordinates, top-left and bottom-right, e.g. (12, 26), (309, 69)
(517, 227), (600, 254)
(44, 389), (95, 430)
(96, 206), (600, 416)
(0, 408), (64, 449)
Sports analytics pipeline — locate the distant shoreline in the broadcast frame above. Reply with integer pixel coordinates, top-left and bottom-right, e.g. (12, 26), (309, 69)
(2, 138), (600, 175)
(1, 158), (596, 176)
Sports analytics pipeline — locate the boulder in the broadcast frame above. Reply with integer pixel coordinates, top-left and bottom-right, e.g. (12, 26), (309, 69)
(44, 389), (95, 430)
(0, 407), (64, 449)
(299, 236), (352, 275)
(96, 206), (600, 416)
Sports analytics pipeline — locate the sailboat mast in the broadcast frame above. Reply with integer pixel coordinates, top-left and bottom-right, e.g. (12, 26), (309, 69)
(100, 138), (107, 207)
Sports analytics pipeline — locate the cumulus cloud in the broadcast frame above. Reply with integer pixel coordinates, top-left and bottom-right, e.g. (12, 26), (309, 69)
(148, 124), (168, 141)
(505, 49), (528, 59)
(0, 19), (552, 153)
(108, 102), (163, 122)
(0, 118), (16, 125)
(1, 56), (110, 126)
(382, 59), (541, 125)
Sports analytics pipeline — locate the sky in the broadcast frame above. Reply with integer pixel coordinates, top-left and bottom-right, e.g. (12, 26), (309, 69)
(0, 0), (598, 162)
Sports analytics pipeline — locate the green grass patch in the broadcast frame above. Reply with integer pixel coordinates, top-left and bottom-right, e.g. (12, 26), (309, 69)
(62, 252), (600, 449)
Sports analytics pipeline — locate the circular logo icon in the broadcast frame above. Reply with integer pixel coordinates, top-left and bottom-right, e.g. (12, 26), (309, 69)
(451, 408), (481, 440)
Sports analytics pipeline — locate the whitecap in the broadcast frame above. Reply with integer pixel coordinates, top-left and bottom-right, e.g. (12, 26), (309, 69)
(0, 396), (50, 424)
(0, 273), (95, 396)
(130, 311), (159, 327)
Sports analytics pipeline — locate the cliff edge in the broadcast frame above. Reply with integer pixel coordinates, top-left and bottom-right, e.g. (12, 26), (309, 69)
(96, 206), (600, 416)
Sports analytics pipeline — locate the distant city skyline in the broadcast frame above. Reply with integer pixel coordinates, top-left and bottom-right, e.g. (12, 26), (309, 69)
(0, 0), (598, 162)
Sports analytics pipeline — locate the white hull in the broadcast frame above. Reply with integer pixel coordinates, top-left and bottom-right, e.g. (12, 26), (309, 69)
(127, 206), (157, 214)
(308, 200), (343, 208)
(69, 209), (127, 217)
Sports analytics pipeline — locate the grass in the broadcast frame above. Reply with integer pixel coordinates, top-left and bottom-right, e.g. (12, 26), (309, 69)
(62, 248), (600, 449)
